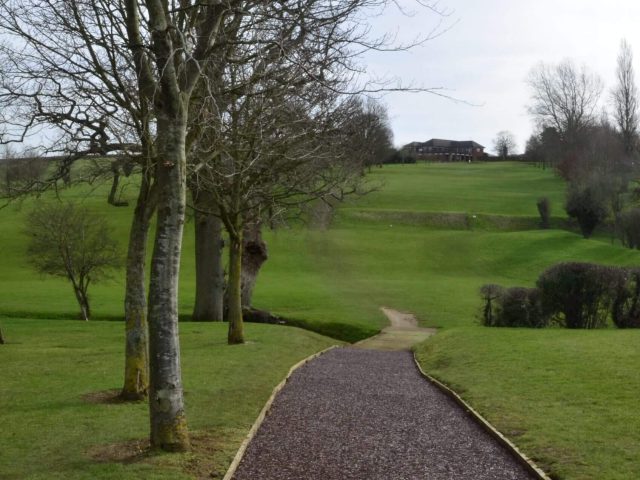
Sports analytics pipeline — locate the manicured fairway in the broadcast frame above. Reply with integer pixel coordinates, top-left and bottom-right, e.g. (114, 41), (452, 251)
(348, 162), (566, 216)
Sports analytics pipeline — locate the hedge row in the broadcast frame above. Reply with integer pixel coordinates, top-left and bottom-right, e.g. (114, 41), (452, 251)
(481, 262), (640, 329)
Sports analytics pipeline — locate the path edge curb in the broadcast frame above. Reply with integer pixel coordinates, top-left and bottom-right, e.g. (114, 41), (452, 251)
(223, 345), (339, 480)
(412, 353), (552, 480)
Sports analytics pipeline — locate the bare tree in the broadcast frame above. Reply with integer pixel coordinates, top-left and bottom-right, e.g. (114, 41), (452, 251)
(528, 60), (603, 149)
(1, 0), (233, 449)
(492, 130), (517, 159)
(121, 0), (240, 451)
(0, 0), (157, 401)
(611, 39), (639, 155)
(187, 1), (435, 344)
(1, 0), (454, 449)
(344, 98), (394, 171)
(192, 70), (372, 345)
(25, 202), (121, 320)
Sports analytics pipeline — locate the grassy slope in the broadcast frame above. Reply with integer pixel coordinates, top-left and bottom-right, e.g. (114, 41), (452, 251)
(0, 319), (337, 479)
(2, 162), (640, 479)
(0, 185), (384, 340)
(349, 162), (565, 215)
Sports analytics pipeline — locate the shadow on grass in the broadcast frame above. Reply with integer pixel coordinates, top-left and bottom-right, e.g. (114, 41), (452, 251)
(87, 432), (228, 479)
(1, 311), (376, 344)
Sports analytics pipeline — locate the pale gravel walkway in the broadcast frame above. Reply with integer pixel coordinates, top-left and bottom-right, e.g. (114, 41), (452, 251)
(232, 348), (537, 480)
(353, 307), (437, 351)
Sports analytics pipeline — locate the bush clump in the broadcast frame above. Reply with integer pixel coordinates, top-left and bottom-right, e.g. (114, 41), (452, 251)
(618, 209), (640, 249)
(481, 262), (640, 330)
(536, 197), (551, 229)
(536, 262), (623, 329)
(565, 183), (608, 238)
(479, 284), (503, 326)
(612, 268), (640, 328)
(480, 284), (549, 328)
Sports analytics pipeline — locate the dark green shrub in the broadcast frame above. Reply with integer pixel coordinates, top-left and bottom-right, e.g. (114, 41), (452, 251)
(612, 268), (640, 328)
(618, 209), (640, 249)
(479, 284), (504, 326)
(537, 262), (622, 328)
(536, 197), (551, 229)
(480, 284), (549, 328)
(498, 287), (549, 328)
(565, 183), (608, 238)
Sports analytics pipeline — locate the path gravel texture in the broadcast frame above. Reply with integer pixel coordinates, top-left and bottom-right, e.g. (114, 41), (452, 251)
(232, 348), (537, 480)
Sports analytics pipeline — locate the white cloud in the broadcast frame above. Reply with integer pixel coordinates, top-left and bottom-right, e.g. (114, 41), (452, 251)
(362, 0), (640, 153)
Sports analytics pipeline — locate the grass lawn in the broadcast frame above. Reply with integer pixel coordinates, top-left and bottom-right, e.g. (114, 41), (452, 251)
(276, 226), (640, 329)
(348, 162), (566, 216)
(415, 328), (640, 480)
(2, 161), (640, 479)
(0, 184), (384, 341)
(0, 318), (338, 479)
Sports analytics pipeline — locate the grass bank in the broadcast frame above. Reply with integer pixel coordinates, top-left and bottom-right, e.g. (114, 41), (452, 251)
(2, 161), (640, 479)
(416, 328), (640, 480)
(0, 319), (338, 479)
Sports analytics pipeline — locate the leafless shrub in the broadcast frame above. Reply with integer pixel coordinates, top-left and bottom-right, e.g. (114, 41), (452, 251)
(25, 201), (121, 320)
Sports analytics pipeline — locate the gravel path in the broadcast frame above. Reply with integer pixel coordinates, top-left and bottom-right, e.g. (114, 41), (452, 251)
(232, 348), (537, 480)
(354, 307), (436, 351)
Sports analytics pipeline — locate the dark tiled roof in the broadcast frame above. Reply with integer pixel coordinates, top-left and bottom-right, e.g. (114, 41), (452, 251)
(422, 139), (484, 149)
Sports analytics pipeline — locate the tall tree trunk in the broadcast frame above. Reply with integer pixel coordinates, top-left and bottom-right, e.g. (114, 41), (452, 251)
(121, 174), (155, 401)
(192, 190), (224, 321)
(241, 222), (268, 308)
(108, 167), (120, 205)
(107, 162), (128, 207)
(147, 118), (190, 452)
(227, 228), (244, 344)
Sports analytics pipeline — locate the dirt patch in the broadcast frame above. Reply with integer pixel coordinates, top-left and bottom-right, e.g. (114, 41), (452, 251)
(81, 389), (132, 405)
(88, 438), (150, 464)
(88, 432), (223, 479)
(183, 432), (225, 479)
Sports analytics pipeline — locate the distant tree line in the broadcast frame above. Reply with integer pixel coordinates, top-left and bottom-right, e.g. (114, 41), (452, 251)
(524, 40), (640, 243)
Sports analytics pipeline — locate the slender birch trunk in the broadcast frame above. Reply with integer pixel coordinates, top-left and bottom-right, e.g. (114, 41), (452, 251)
(147, 117), (190, 451)
(121, 174), (155, 400)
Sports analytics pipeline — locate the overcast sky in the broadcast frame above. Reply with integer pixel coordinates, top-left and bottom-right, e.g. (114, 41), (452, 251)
(363, 0), (640, 154)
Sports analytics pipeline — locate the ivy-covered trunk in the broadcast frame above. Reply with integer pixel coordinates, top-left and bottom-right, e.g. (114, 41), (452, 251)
(147, 117), (190, 452)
